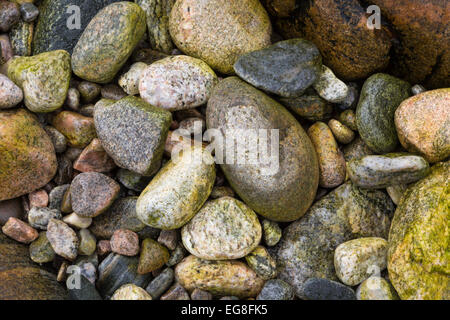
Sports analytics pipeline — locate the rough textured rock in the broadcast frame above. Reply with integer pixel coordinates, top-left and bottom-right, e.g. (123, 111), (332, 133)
(139, 55), (218, 111)
(169, 0), (272, 74)
(9, 20), (33, 56)
(307, 121), (346, 188)
(70, 172), (120, 218)
(182, 197), (261, 260)
(395, 88), (450, 163)
(348, 154), (430, 189)
(111, 283), (152, 300)
(262, 219), (282, 247)
(0, 1), (20, 32)
(0, 232), (67, 300)
(78, 228), (96, 256)
(256, 279), (294, 300)
(33, 0), (121, 55)
(303, 278), (356, 300)
(207, 77), (319, 222)
(356, 276), (399, 300)
(52, 111), (96, 148)
(135, 0), (176, 54)
(138, 238), (170, 274)
(313, 65), (348, 103)
(110, 229), (140, 257)
(0, 108), (57, 201)
(29, 231), (55, 264)
(356, 73), (411, 153)
(137, 147), (215, 230)
(7, 50), (71, 112)
(275, 0), (391, 80)
(175, 255), (265, 298)
(245, 246), (277, 280)
(28, 207), (62, 230)
(0, 73), (23, 109)
(388, 161), (449, 300)
(28, 190), (48, 208)
(71, 2), (146, 83)
(94, 96), (172, 176)
(44, 126), (67, 153)
(275, 181), (392, 299)
(233, 39), (322, 97)
(46, 218), (79, 260)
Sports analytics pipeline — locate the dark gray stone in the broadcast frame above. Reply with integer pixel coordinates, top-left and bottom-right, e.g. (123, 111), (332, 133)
(48, 184), (70, 210)
(68, 275), (102, 300)
(256, 279), (294, 300)
(304, 278), (356, 300)
(20, 2), (39, 22)
(145, 268), (174, 299)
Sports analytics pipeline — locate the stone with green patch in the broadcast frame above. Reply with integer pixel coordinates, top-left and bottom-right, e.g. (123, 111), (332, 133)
(245, 246), (277, 280)
(29, 232), (55, 264)
(356, 276), (399, 300)
(138, 238), (170, 274)
(9, 20), (33, 56)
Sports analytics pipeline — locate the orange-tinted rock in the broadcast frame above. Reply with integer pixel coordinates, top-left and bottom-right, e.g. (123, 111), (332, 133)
(28, 189), (49, 208)
(275, 0), (391, 80)
(2, 217), (38, 244)
(395, 88), (450, 163)
(371, 0), (450, 88)
(52, 111), (96, 148)
(73, 138), (116, 173)
(110, 229), (139, 256)
(0, 108), (57, 201)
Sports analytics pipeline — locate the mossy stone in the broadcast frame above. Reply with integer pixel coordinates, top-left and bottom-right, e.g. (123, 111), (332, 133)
(356, 73), (411, 153)
(245, 246), (277, 280)
(388, 161), (449, 300)
(52, 111), (96, 148)
(72, 2), (146, 83)
(356, 276), (399, 300)
(138, 238), (170, 274)
(29, 232), (55, 264)
(9, 20), (33, 56)
(7, 50), (71, 113)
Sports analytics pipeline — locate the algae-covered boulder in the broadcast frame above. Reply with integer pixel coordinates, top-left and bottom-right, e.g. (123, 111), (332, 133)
(72, 2), (146, 83)
(388, 161), (449, 300)
(0, 108), (57, 201)
(7, 50), (71, 112)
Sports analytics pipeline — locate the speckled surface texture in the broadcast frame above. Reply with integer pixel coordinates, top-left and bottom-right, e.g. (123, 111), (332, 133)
(52, 111), (96, 148)
(9, 20), (33, 56)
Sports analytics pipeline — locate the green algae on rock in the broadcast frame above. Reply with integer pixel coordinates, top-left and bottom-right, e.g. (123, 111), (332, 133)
(395, 88), (450, 163)
(7, 50), (71, 113)
(0, 108), (57, 201)
(94, 96), (172, 176)
(169, 0), (272, 74)
(356, 276), (399, 300)
(135, 0), (176, 54)
(207, 77), (319, 222)
(245, 245), (277, 280)
(175, 255), (265, 298)
(233, 39), (322, 97)
(138, 238), (170, 274)
(9, 20), (33, 56)
(356, 73), (411, 153)
(52, 111), (96, 148)
(181, 197), (262, 260)
(136, 147), (215, 230)
(275, 181), (392, 299)
(348, 153), (430, 189)
(388, 161), (449, 300)
(29, 231), (55, 264)
(71, 2), (146, 83)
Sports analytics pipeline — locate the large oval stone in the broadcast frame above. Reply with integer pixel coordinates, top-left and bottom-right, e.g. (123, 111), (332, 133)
(356, 73), (411, 153)
(136, 147), (216, 230)
(206, 77), (319, 222)
(275, 182), (392, 299)
(388, 161), (449, 300)
(395, 88), (450, 163)
(181, 197), (262, 260)
(169, 0), (272, 74)
(72, 2), (146, 83)
(175, 255), (265, 298)
(7, 50), (71, 113)
(0, 108), (57, 201)
(33, 0), (121, 55)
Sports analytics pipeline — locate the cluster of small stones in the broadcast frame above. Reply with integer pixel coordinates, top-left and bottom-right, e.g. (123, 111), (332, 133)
(0, 0), (448, 301)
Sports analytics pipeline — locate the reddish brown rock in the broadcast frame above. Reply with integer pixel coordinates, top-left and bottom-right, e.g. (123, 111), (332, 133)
(110, 229), (140, 256)
(2, 217), (38, 244)
(0, 109), (57, 201)
(52, 111), (96, 148)
(371, 0), (450, 88)
(28, 190), (49, 208)
(261, 0), (297, 18)
(275, 0), (391, 80)
(160, 283), (190, 300)
(395, 88), (450, 163)
(73, 138), (116, 173)
(97, 239), (111, 256)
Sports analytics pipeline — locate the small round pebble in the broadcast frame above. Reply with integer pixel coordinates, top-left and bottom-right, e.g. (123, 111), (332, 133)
(245, 246), (277, 280)
(262, 219), (282, 247)
(29, 232), (55, 264)
(63, 213), (92, 229)
(328, 119), (355, 144)
(28, 190), (49, 208)
(19, 2), (39, 23)
(145, 267), (175, 299)
(313, 65), (349, 103)
(2, 217), (38, 244)
(138, 238), (170, 274)
(78, 81), (101, 103)
(110, 229), (140, 257)
(111, 284), (152, 300)
(44, 126), (67, 153)
(118, 62), (147, 95)
(0, 74), (23, 109)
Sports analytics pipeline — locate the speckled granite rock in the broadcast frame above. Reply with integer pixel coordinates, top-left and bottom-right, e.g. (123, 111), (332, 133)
(33, 0), (121, 55)
(118, 62), (147, 95)
(72, 2), (146, 83)
(275, 181), (392, 299)
(0, 73), (22, 109)
(388, 161), (449, 300)
(307, 121), (346, 188)
(0, 108), (57, 201)
(356, 276), (399, 300)
(46, 219), (79, 261)
(348, 154), (430, 189)
(356, 73), (411, 153)
(182, 197), (261, 260)
(234, 39), (322, 97)
(135, 0), (175, 54)
(275, 0), (391, 81)
(256, 279), (294, 300)
(0, 232), (67, 300)
(395, 88), (450, 163)
(175, 255), (265, 298)
(207, 77), (319, 222)
(140, 55), (218, 111)
(9, 20), (33, 56)
(7, 50), (71, 112)
(169, 0), (272, 74)
(94, 96), (172, 176)
(137, 147), (215, 229)
(111, 283), (152, 300)
(28, 207), (62, 230)
(70, 172), (120, 218)
(303, 278), (356, 300)
(334, 237), (388, 286)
